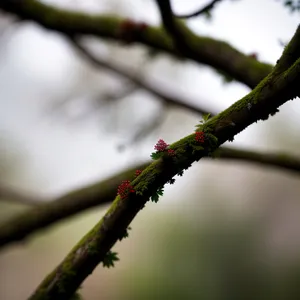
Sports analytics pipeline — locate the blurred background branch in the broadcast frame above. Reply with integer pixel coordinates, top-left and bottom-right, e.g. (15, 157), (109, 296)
(0, 0), (299, 299)
(0, 183), (43, 206)
(1, 145), (300, 250)
(68, 36), (215, 117)
(0, 0), (273, 89)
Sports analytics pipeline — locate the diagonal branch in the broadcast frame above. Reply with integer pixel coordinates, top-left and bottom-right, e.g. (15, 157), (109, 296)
(275, 24), (300, 73)
(68, 36), (214, 117)
(27, 24), (300, 300)
(1, 147), (300, 250)
(0, 0), (272, 89)
(0, 162), (149, 249)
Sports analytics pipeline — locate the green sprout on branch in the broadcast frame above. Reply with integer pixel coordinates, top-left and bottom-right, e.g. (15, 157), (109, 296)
(151, 186), (164, 203)
(102, 251), (119, 268)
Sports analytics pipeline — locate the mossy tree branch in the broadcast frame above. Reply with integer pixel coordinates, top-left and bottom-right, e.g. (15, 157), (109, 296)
(1, 146), (300, 250)
(26, 24), (300, 300)
(0, 0), (272, 89)
(275, 25), (300, 73)
(0, 162), (149, 249)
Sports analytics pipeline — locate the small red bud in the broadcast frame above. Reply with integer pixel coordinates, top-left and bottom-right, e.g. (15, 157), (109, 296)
(137, 22), (148, 31)
(135, 169), (143, 177)
(249, 52), (258, 60)
(120, 19), (136, 31)
(118, 19), (137, 44)
(167, 149), (176, 156)
(154, 139), (169, 152)
(195, 131), (205, 143)
(117, 180), (135, 199)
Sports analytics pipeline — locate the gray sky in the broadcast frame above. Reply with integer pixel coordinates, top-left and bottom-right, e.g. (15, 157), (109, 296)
(0, 0), (299, 196)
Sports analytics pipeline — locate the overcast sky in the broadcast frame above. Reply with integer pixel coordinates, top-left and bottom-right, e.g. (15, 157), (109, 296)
(0, 0), (299, 196)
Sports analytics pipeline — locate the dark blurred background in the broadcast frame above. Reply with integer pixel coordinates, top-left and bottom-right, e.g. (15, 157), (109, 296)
(0, 0), (300, 299)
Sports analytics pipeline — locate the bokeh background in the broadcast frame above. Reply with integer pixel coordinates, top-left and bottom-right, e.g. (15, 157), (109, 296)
(0, 0), (300, 299)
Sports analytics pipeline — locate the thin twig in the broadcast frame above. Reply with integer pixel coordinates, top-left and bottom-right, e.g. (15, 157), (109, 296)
(155, 0), (196, 58)
(176, 0), (223, 19)
(68, 36), (214, 117)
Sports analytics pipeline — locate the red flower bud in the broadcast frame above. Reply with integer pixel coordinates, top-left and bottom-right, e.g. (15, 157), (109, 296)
(118, 19), (137, 44)
(117, 180), (135, 199)
(135, 169), (143, 177)
(195, 131), (205, 143)
(249, 52), (258, 60)
(137, 22), (148, 31)
(154, 139), (169, 152)
(167, 149), (176, 156)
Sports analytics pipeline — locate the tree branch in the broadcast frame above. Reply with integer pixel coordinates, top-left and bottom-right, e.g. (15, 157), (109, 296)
(275, 25), (300, 73)
(1, 146), (300, 251)
(218, 147), (300, 173)
(155, 0), (229, 85)
(0, 0), (272, 89)
(155, 0), (202, 63)
(0, 161), (149, 249)
(0, 183), (43, 206)
(68, 36), (214, 117)
(27, 24), (300, 300)
(175, 0), (223, 19)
